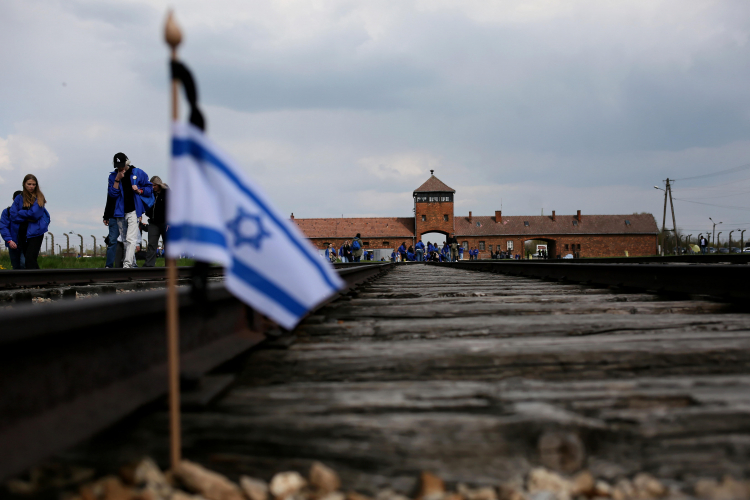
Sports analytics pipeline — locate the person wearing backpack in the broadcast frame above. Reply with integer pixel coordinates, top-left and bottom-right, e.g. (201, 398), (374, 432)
(108, 152), (152, 269)
(1, 191), (25, 269)
(10, 175), (50, 269)
(415, 239), (425, 262)
(351, 233), (364, 262)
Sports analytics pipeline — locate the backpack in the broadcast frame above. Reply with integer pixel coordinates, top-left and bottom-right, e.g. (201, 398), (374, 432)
(134, 168), (155, 208)
(351, 239), (361, 251)
(41, 208), (51, 232)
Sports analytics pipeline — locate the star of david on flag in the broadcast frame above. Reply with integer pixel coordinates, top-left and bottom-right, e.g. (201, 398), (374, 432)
(167, 122), (345, 329)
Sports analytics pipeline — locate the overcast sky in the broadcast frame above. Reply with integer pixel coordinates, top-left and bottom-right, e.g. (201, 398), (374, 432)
(2, 0), (750, 249)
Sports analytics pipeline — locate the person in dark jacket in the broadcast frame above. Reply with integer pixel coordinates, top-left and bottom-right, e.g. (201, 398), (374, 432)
(108, 152), (152, 269)
(144, 176), (168, 267)
(1, 191), (24, 269)
(10, 174), (50, 269)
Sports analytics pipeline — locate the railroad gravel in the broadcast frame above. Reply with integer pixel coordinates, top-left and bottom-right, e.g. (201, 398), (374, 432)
(7, 457), (736, 500)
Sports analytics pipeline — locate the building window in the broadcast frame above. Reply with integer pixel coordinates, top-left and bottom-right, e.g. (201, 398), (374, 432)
(415, 193), (454, 203)
(488, 244), (493, 252)
(383, 241), (389, 246)
(524, 221), (529, 226)
(565, 244), (569, 250)
(573, 220), (578, 226)
(625, 219), (631, 226)
(463, 241), (468, 249)
(506, 241), (513, 251)
(577, 244), (581, 250)
(479, 241), (485, 250)
(421, 215), (426, 221)
(476, 221), (481, 227)
(444, 214), (449, 221)
(363, 242), (370, 247)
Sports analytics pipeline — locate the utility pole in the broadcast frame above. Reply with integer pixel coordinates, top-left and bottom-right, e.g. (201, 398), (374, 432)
(77, 234), (83, 256)
(64, 234), (70, 255)
(729, 230), (735, 250)
(742, 230), (747, 251)
(91, 236), (97, 257)
(666, 179), (679, 255)
(656, 179), (679, 255)
(49, 233), (55, 256)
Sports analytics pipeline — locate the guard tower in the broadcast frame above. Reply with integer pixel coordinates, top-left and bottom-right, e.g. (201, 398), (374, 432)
(414, 170), (456, 239)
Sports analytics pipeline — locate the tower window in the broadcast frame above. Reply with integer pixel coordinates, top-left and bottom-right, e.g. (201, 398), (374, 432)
(443, 214), (449, 221)
(421, 215), (426, 221)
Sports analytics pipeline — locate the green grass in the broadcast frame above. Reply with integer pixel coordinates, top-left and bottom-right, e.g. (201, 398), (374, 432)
(0, 255), (194, 270)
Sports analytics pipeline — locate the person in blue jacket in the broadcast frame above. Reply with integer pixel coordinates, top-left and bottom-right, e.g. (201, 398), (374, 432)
(398, 242), (407, 262)
(1, 190), (25, 269)
(415, 239), (425, 262)
(10, 175), (50, 269)
(458, 244), (465, 260)
(108, 152), (152, 269)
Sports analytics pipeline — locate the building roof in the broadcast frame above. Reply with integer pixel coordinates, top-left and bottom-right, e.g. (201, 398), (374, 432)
(413, 174), (455, 193)
(455, 213), (658, 237)
(294, 217), (415, 239)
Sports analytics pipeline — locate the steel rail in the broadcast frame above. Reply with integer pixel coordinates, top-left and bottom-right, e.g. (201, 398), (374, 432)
(0, 266), (223, 290)
(0, 262), (382, 290)
(434, 261), (750, 300)
(0, 262), (392, 481)
(547, 254), (750, 264)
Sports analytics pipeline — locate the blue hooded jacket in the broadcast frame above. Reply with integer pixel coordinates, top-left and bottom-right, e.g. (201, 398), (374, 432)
(0, 207), (17, 247)
(108, 167), (153, 218)
(10, 195), (50, 239)
(415, 241), (425, 251)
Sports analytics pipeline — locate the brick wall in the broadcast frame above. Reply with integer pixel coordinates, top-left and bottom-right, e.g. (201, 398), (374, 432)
(458, 234), (658, 259)
(415, 201), (454, 238)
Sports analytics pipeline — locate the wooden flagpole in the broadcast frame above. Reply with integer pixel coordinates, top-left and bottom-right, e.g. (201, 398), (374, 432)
(164, 10), (182, 470)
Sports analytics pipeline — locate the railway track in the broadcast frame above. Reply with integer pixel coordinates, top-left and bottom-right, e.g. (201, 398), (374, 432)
(0, 262), (391, 481)
(26, 262), (749, 496)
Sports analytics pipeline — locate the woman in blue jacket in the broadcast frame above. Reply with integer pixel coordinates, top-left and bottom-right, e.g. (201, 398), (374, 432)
(10, 174), (50, 269)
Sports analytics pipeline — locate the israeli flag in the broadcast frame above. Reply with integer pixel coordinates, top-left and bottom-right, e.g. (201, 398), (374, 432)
(167, 122), (345, 329)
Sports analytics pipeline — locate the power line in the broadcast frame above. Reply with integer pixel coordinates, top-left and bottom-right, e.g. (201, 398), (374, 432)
(672, 197), (750, 212)
(673, 162), (750, 182)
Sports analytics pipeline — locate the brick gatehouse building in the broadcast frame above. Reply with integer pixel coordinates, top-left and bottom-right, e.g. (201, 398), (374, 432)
(292, 172), (658, 258)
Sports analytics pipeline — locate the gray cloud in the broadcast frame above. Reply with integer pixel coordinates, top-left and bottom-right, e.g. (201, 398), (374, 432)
(2, 0), (750, 247)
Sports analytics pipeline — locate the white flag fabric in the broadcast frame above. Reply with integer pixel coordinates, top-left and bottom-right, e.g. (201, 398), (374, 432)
(167, 122), (345, 329)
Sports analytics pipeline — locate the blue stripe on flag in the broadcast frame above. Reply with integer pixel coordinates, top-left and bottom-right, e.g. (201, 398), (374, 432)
(168, 224), (228, 247)
(231, 257), (308, 318)
(172, 137), (339, 293)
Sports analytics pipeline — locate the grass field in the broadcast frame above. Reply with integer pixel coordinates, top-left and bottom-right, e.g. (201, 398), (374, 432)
(0, 255), (194, 270)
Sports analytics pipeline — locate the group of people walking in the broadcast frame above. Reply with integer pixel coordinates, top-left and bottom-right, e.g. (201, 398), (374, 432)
(103, 152), (168, 268)
(390, 237), (480, 262)
(0, 174), (50, 269)
(1, 152), (169, 270)
(326, 233), (366, 263)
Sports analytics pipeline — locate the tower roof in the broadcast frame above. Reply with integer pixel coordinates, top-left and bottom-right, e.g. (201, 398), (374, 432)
(414, 172), (455, 193)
